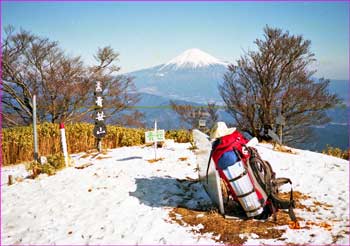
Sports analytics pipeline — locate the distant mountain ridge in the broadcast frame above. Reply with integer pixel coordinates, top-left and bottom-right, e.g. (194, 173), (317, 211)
(128, 49), (348, 105)
(126, 48), (348, 151)
(127, 48), (228, 103)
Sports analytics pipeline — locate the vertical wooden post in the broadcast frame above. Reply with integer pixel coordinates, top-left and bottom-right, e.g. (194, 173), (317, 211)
(59, 123), (69, 167)
(93, 80), (106, 153)
(8, 175), (13, 186)
(279, 125), (283, 145)
(154, 120), (157, 160)
(97, 138), (102, 153)
(33, 95), (39, 162)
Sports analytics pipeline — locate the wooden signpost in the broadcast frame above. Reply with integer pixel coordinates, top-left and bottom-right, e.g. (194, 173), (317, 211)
(145, 120), (165, 160)
(93, 81), (107, 152)
(266, 114), (286, 145)
(268, 129), (281, 144)
(198, 119), (206, 127)
(276, 114), (286, 144)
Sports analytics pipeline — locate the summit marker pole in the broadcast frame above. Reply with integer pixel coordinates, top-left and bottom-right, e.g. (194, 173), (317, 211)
(33, 95), (39, 163)
(59, 123), (69, 167)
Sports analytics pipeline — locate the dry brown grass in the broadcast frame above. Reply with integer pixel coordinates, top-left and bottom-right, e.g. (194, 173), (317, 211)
(169, 208), (288, 244)
(75, 163), (93, 170)
(322, 145), (349, 160)
(273, 143), (296, 154)
(3, 123), (193, 165)
(168, 190), (335, 244)
(96, 156), (112, 160)
(147, 158), (165, 163)
(178, 157), (188, 161)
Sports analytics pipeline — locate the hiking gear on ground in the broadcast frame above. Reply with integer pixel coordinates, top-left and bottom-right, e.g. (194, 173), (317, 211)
(218, 151), (239, 169)
(207, 130), (296, 222)
(222, 160), (263, 217)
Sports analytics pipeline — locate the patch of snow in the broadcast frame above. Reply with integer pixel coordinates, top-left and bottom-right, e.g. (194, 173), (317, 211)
(140, 86), (160, 94)
(1, 142), (349, 244)
(160, 48), (228, 70)
(1, 164), (30, 186)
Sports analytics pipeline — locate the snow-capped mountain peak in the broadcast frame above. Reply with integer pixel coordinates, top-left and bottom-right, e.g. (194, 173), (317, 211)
(160, 48), (228, 70)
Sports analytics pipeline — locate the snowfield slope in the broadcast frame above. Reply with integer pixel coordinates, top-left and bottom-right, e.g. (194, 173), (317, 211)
(2, 143), (349, 245)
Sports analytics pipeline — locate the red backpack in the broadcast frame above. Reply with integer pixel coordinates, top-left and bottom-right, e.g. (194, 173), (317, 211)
(206, 131), (296, 221)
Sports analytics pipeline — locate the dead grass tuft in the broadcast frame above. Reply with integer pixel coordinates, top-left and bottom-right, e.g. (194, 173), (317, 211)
(169, 207), (287, 244)
(273, 143), (296, 154)
(75, 163), (93, 169)
(147, 158), (165, 163)
(96, 156), (111, 160)
(168, 190), (335, 244)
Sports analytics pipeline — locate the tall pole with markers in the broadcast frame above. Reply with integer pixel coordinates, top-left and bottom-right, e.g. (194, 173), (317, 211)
(59, 123), (69, 167)
(93, 81), (107, 153)
(32, 95), (39, 162)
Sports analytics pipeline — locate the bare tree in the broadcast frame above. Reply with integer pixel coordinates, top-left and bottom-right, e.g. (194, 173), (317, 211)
(1, 27), (140, 127)
(170, 101), (219, 130)
(90, 46), (141, 124)
(2, 27), (92, 125)
(207, 102), (219, 129)
(2, 26), (37, 126)
(219, 26), (341, 144)
(113, 110), (145, 128)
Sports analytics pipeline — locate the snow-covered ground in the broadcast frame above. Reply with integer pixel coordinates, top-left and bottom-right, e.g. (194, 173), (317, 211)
(1, 142), (349, 245)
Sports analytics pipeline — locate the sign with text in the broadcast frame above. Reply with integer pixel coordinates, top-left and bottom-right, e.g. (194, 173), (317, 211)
(199, 119), (206, 127)
(93, 81), (107, 139)
(145, 129), (165, 143)
(93, 122), (107, 139)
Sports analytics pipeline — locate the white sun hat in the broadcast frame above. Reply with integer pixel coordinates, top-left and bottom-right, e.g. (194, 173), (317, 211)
(210, 122), (236, 139)
(209, 121), (259, 146)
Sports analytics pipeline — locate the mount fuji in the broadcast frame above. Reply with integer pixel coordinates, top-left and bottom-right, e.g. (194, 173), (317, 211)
(127, 48), (229, 103)
(124, 49), (348, 152)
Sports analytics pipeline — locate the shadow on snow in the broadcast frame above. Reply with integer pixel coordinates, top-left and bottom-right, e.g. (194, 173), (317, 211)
(129, 176), (214, 211)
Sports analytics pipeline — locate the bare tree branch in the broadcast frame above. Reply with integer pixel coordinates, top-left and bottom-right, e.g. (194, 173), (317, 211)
(219, 26), (341, 144)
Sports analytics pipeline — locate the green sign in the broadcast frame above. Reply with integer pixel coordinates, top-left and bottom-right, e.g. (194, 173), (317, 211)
(145, 130), (165, 143)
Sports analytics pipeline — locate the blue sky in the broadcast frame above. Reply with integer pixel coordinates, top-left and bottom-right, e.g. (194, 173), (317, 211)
(2, 1), (349, 79)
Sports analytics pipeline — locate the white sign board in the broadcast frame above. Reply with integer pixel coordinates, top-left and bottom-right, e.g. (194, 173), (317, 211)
(193, 129), (224, 215)
(145, 130), (165, 143)
(199, 119), (206, 127)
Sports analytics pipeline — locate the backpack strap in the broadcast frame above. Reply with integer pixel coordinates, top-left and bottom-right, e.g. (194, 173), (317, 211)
(248, 146), (297, 222)
(273, 177), (292, 188)
(270, 178), (297, 221)
(248, 147), (274, 196)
